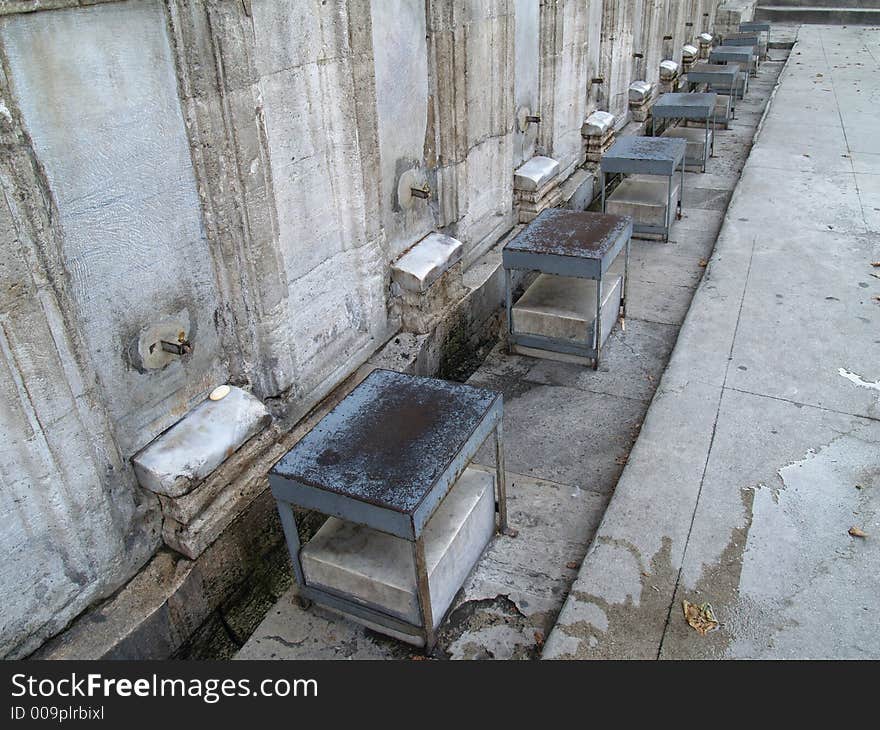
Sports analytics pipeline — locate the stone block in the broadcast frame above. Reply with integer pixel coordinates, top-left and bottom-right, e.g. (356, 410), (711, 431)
(514, 155), (560, 192)
(659, 60), (680, 81)
(132, 387), (271, 498)
(661, 126), (713, 168)
(391, 232), (464, 293)
(396, 261), (466, 334)
(517, 186), (566, 223)
(584, 125), (616, 162)
(512, 273), (623, 365)
(582, 110), (615, 138)
(628, 80), (653, 104)
(606, 175), (681, 231)
(300, 467), (495, 641)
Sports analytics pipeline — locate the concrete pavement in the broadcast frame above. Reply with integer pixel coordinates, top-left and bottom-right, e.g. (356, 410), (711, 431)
(544, 25), (880, 659)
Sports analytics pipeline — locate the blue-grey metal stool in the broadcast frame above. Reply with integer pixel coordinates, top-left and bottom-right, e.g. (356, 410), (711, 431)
(600, 135), (687, 242)
(269, 368), (508, 652)
(710, 46), (755, 92)
(652, 92), (717, 172)
(722, 32), (763, 70)
(739, 21), (771, 59)
(502, 209), (633, 370)
(687, 64), (740, 117)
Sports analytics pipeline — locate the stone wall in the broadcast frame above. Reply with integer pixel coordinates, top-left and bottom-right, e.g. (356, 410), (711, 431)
(0, 0), (721, 658)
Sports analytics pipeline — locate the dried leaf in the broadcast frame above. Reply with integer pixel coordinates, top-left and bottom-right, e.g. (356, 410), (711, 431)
(699, 258), (708, 268)
(683, 600), (719, 636)
(533, 631), (545, 648)
(566, 561), (579, 570)
(849, 526), (868, 538)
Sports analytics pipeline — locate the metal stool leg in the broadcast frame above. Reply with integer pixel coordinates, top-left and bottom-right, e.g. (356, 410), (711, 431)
(412, 538), (436, 653)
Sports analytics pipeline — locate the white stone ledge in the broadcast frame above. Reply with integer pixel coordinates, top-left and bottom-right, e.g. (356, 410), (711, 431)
(391, 232), (464, 293)
(132, 386), (271, 498)
(660, 60), (680, 80)
(629, 80), (653, 104)
(582, 110), (615, 138)
(514, 155), (560, 193)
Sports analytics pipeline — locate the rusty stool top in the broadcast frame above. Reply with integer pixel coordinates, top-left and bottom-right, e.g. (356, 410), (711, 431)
(270, 369), (502, 539)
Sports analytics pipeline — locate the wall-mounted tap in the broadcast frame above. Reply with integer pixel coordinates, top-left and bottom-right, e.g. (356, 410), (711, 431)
(591, 77), (605, 108)
(397, 168), (431, 209)
(160, 337), (193, 356)
(516, 106), (542, 134)
(633, 52), (644, 79)
(134, 318), (193, 371)
(409, 184), (431, 200)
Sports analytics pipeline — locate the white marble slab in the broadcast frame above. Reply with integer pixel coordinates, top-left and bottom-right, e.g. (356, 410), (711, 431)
(391, 232), (464, 293)
(132, 386), (271, 497)
(662, 126), (713, 166)
(607, 175), (681, 229)
(301, 467), (495, 633)
(660, 60), (680, 80)
(629, 80), (653, 103)
(582, 110), (615, 137)
(514, 155), (560, 192)
(513, 272), (622, 343)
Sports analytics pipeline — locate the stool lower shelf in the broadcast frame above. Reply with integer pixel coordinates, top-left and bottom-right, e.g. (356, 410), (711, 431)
(511, 273), (622, 365)
(300, 466), (495, 646)
(606, 175), (681, 237)
(661, 126), (713, 170)
(687, 95), (732, 128)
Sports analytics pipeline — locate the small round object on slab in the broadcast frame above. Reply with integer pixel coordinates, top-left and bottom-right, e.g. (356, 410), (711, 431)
(209, 384), (231, 401)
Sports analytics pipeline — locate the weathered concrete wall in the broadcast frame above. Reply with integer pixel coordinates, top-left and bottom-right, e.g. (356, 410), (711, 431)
(538, 0), (603, 176)
(371, 0), (434, 260)
(514, 0), (540, 166)
(1, 1), (226, 457)
(0, 0), (722, 659)
(600, 0), (640, 120)
(251, 0), (393, 400)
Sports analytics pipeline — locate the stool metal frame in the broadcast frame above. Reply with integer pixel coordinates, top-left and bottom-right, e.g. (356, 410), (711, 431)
(651, 92), (717, 172)
(710, 46), (755, 93)
(269, 368), (508, 653)
(687, 63), (740, 116)
(502, 209), (633, 370)
(600, 135), (687, 242)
